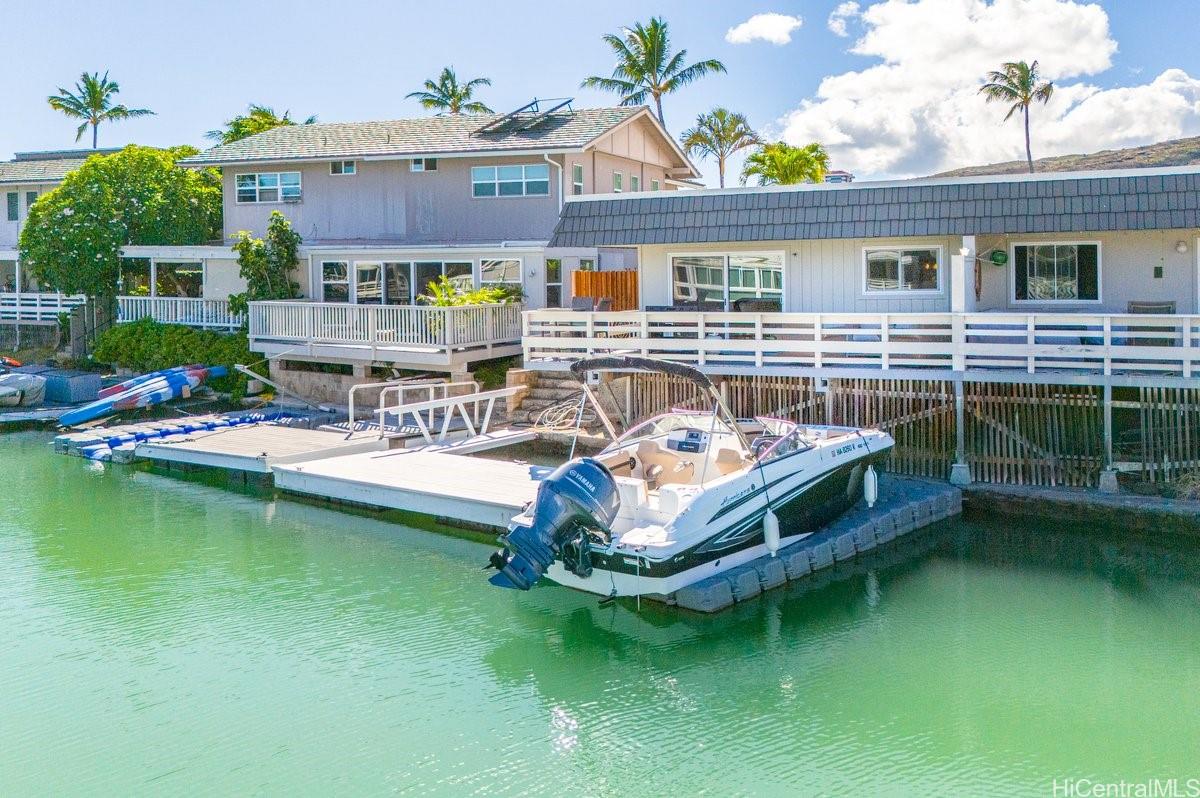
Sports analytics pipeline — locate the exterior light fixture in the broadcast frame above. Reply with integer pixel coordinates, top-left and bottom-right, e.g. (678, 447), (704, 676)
(1176, 240), (1189, 254)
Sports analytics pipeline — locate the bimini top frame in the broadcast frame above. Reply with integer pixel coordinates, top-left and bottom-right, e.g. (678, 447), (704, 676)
(568, 356), (750, 451)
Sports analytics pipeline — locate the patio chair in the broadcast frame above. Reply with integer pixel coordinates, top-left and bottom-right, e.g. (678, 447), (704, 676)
(732, 298), (782, 313)
(1125, 300), (1177, 348)
(594, 297), (614, 312)
(570, 296), (595, 311)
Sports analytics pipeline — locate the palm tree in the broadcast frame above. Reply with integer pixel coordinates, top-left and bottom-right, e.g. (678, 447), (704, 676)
(979, 60), (1055, 173)
(47, 71), (154, 149)
(405, 67), (493, 114)
(680, 108), (759, 188)
(206, 104), (318, 144)
(581, 16), (726, 126)
(741, 142), (830, 186)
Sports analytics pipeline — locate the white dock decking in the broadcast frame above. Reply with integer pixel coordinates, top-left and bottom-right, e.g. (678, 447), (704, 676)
(273, 443), (541, 527)
(136, 425), (389, 473)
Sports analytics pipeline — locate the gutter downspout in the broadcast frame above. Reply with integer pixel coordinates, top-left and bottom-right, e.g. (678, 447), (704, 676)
(543, 154), (563, 213)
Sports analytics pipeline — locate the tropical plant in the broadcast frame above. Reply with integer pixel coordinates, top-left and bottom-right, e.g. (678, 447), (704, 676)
(227, 211), (302, 316)
(418, 275), (522, 306)
(19, 146), (221, 299)
(206, 104), (317, 144)
(581, 16), (726, 125)
(47, 71), (154, 149)
(405, 67), (493, 114)
(680, 108), (759, 188)
(979, 60), (1055, 173)
(740, 141), (830, 186)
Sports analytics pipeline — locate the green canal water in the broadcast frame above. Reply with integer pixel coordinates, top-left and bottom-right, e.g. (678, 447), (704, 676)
(3, 431), (1199, 796)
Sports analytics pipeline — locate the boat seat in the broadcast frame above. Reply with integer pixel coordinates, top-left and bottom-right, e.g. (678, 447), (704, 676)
(636, 439), (693, 486)
(712, 447), (748, 475)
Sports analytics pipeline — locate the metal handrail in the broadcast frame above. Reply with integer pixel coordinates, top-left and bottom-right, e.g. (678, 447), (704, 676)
(373, 386), (521, 444)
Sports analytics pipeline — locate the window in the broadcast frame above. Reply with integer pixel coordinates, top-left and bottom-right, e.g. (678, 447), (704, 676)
(572, 164), (583, 195)
(671, 253), (784, 311)
(863, 247), (941, 293)
(383, 262), (412, 305)
(5, 192), (16, 221)
(630, 175), (640, 192)
(471, 164), (549, 197)
(411, 158), (438, 172)
(613, 172), (623, 193)
(330, 160), (356, 175)
(236, 172), (301, 203)
(579, 258), (595, 272)
(154, 261), (203, 298)
(321, 261), (350, 302)
(25, 191), (37, 211)
(1013, 243), (1100, 302)
(480, 258), (522, 291)
(411, 261), (473, 299)
(355, 262), (383, 304)
(545, 258), (562, 308)
(651, 179), (660, 191)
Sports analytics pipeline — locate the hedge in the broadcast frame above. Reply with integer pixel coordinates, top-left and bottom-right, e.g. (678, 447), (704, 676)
(92, 318), (266, 398)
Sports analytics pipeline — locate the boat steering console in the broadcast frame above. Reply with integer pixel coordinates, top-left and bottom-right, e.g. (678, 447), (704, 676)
(665, 427), (710, 454)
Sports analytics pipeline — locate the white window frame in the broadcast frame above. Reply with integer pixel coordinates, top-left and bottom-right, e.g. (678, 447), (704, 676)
(410, 158), (438, 172)
(651, 179), (660, 191)
(613, 172), (623, 193)
(860, 244), (945, 297)
(470, 164), (549, 198)
(571, 163), (584, 195)
(545, 257), (563, 308)
(330, 160), (356, 175)
(320, 260), (351, 302)
(478, 257), (524, 290)
(235, 171), (302, 204)
(5, 191), (17, 222)
(1009, 240), (1103, 305)
(630, 175), (640, 192)
(668, 250), (787, 311)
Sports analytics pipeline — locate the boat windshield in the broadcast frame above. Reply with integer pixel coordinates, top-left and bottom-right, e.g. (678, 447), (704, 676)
(755, 425), (818, 463)
(607, 411), (735, 450)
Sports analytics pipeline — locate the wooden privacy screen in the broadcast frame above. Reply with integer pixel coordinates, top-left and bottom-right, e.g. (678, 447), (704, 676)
(572, 270), (638, 311)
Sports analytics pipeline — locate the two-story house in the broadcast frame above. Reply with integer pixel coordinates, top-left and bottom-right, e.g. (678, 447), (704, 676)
(121, 104), (697, 377)
(2, 149), (117, 321)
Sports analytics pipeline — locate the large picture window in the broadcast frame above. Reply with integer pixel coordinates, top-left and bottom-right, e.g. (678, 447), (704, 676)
(471, 164), (550, 197)
(236, 172), (301, 203)
(1012, 242), (1100, 302)
(864, 247), (941, 293)
(671, 253), (784, 311)
(154, 261), (203, 298)
(480, 258), (522, 291)
(321, 261), (350, 302)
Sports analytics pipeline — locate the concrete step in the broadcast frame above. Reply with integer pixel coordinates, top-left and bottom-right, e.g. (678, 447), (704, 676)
(525, 386), (581, 401)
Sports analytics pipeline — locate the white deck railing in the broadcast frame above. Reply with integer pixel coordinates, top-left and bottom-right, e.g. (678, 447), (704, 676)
(523, 310), (1200, 380)
(248, 301), (524, 350)
(117, 296), (244, 329)
(0, 291), (87, 323)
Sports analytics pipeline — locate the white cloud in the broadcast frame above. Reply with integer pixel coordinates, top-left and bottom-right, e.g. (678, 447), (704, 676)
(774, 0), (1200, 178)
(827, 2), (860, 37)
(726, 13), (804, 46)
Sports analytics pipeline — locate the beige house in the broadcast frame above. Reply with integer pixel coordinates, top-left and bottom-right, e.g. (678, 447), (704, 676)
(125, 103), (698, 374)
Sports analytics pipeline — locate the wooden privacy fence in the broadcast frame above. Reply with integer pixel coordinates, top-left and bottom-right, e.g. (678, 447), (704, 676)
(571, 270), (638, 311)
(620, 373), (1200, 488)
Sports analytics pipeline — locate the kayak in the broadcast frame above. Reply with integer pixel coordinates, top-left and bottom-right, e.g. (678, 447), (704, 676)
(59, 365), (228, 428)
(98, 364), (203, 399)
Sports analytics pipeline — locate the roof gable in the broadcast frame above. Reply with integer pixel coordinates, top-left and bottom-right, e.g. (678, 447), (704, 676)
(0, 148), (118, 185)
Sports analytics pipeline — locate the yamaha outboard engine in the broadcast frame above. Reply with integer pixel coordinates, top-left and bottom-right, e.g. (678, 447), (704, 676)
(487, 457), (620, 590)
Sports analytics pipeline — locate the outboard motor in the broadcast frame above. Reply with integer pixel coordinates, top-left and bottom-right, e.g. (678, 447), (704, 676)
(487, 457), (620, 590)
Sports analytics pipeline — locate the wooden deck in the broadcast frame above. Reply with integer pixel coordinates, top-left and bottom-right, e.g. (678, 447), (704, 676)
(273, 445), (541, 527)
(136, 425), (389, 473)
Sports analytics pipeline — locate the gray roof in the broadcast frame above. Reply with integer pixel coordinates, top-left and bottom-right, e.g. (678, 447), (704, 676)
(0, 149), (119, 185)
(180, 107), (646, 166)
(549, 167), (1200, 247)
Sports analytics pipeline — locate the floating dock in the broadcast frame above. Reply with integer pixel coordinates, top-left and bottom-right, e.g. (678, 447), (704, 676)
(137, 425), (389, 474)
(669, 476), (961, 613)
(273, 429), (540, 527)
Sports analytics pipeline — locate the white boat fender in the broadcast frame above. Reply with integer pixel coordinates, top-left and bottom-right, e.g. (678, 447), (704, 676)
(864, 465), (878, 509)
(763, 507), (780, 557)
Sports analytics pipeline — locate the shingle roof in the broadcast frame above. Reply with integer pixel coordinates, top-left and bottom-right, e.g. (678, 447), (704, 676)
(180, 107), (645, 166)
(549, 167), (1200, 247)
(0, 149), (118, 185)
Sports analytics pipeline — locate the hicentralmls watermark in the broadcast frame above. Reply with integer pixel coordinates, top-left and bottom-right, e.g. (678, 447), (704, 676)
(1052, 779), (1200, 798)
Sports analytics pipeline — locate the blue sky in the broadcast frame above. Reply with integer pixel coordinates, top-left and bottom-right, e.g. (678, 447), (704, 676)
(2, 0), (1198, 182)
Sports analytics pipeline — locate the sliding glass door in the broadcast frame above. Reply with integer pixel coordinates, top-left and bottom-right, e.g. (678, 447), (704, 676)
(671, 253), (783, 311)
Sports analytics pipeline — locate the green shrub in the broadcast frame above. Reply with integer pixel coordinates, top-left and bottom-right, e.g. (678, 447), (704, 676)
(93, 318), (266, 399)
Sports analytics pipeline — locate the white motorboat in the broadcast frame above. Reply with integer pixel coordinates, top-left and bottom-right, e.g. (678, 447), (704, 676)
(486, 357), (895, 598)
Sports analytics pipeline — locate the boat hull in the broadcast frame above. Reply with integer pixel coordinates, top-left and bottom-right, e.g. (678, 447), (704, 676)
(545, 446), (891, 597)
